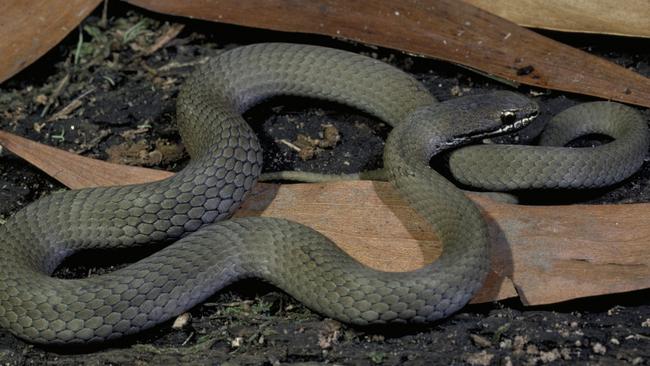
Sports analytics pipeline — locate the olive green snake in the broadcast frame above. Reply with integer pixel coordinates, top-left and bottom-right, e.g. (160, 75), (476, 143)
(0, 43), (647, 344)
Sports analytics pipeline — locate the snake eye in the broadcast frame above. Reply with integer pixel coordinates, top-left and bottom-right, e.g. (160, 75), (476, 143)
(500, 111), (517, 124)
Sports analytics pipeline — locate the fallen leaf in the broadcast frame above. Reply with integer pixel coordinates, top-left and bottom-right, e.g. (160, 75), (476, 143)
(125, 0), (650, 107)
(465, 0), (650, 38)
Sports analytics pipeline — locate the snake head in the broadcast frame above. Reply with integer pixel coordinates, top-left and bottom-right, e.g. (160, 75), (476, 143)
(448, 91), (539, 143)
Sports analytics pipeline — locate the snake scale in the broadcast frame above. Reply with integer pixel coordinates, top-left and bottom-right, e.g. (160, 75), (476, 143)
(0, 43), (647, 344)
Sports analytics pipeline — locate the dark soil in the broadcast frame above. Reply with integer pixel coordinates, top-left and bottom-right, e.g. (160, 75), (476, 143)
(1, 2), (649, 365)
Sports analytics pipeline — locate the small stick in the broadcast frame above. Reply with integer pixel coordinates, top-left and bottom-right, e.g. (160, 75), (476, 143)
(156, 57), (210, 72)
(145, 23), (185, 55)
(277, 138), (302, 152)
(47, 87), (95, 122)
(41, 73), (70, 117)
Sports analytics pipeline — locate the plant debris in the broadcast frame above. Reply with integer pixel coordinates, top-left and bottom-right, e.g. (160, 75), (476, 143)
(106, 138), (184, 166)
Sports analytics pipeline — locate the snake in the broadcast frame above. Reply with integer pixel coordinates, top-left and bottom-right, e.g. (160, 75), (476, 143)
(0, 43), (647, 344)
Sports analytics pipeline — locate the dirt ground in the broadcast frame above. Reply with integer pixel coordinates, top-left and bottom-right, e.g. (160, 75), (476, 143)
(0, 2), (649, 365)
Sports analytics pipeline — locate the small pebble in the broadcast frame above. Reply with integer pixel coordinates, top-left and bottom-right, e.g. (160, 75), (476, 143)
(513, 335), (527, 350)
(231, 336), (243, 348)
(465, 351), (494, 366)
(499, 339), (512, 349)
(502, 356), (513, 366)
(470, 334), (492, 348)
(642, 318), (650, 327)
(592, 342), (606, 355)
(172, 312), (191, 329)
(526, 344), (539, 355)
(538, 349), (560, 363)
(560, 348), (572, 360)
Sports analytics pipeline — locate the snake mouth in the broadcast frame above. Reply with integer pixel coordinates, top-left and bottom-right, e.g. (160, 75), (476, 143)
(450, 110), (539, 145)
(492, 111), (539, 136)
(439, 111), (539, 148)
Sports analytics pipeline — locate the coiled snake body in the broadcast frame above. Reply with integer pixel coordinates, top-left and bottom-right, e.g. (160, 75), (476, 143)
(0, 43), (647, 344)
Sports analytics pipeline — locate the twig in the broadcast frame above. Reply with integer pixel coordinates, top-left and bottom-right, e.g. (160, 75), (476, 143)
(41, 74), (70, 117)
(74, 129), (111, 154)
(277, 139), (302, 152)
(98, 0), (109, 28)
(156, 57), (209, 73)
(47, 87), (95, 122)
(140, 60), (158, 76)
(145, 23), (185, 55)
(74, 27), (84, 65)
(181, 332), (195, 346)
(203, 300), (254, 307)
